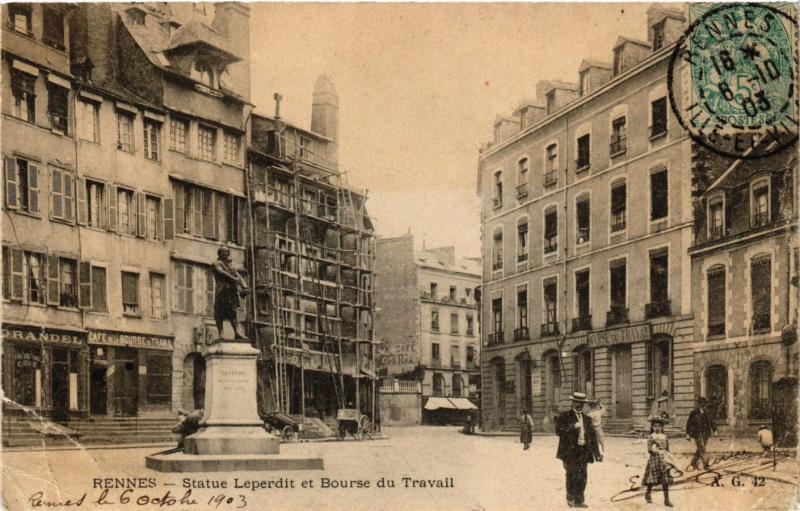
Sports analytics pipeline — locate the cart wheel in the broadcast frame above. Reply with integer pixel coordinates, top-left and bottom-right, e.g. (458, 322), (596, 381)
(357, 416), (371, 440)
(282, 425), (294, 442)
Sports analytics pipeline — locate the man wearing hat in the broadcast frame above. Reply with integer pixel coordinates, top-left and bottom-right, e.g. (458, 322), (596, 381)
(556, 391), (602, 508)
(685, 396), (717, 470)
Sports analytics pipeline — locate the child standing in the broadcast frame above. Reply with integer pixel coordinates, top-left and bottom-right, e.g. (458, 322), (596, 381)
(520, 410), (533, 450)
(643, 416), (676, 507)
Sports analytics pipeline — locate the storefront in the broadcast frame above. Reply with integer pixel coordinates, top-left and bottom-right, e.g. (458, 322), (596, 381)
(1, 324), (89, 421)
(87, 330), (173, 417)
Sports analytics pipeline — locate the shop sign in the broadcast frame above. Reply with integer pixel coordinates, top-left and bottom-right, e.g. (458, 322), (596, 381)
(88, 330), (173, 351)
(14, 349), (41, 369)
(2, 325), (86, 348)
(587, 324), (651, 348)
(282, 347), (339, 373)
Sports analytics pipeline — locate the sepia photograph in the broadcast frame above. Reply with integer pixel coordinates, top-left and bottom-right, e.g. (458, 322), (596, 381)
(0, 2), (798, 510)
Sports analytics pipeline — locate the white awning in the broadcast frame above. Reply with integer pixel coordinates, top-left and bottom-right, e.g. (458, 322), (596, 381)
(449, 398), (478, 410)
(424, 397), (456, 411)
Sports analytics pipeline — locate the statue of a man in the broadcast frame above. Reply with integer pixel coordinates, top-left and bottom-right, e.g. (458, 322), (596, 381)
(212, 247), (249, 339)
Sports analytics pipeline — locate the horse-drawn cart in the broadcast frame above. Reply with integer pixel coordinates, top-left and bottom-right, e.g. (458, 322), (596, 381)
(335, 408), (371, 440)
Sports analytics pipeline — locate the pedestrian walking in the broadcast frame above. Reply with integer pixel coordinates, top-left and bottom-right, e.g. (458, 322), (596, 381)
(643, 416), (678, 507)
(586, 400), (606, 460)
(520, 410), (533, 450)
(685, 396), (717, 470)
(556, 392), (602, 508)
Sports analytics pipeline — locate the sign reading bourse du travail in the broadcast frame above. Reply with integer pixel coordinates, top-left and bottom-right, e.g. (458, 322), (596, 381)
(586, 324), (651, 348)
(87, 330), (173, 351)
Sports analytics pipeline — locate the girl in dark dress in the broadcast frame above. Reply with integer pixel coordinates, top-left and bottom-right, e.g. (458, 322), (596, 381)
(520, 410), (533, 450)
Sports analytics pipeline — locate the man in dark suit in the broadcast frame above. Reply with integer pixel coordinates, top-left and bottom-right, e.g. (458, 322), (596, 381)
(686, 396), (717, 470)
(556, 392), (602, 508)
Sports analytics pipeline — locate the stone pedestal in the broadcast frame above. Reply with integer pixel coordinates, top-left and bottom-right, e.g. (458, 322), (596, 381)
(184, 339), (279, 455)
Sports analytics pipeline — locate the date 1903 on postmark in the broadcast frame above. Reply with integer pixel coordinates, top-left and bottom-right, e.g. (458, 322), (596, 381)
(668, 3), (798, 159)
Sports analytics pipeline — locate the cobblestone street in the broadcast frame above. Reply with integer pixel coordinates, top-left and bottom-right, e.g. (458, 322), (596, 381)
(3, 427), (797, 511)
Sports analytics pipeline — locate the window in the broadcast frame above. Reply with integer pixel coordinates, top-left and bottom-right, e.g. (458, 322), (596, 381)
(751, 181), (770, 227)
(299, 136), (312, 159)
(143, 120), (161, 161)
(150, 273), (167, 319)
(42, 6), (65, 50)
(173, 262), (193, 313)
(517, 219), (528, 263)
(545, 143), (558, 186)
(610, 259), (627, 308)
(450, 313), (459, 334)
(198, 125), (216, 161)
(223, 131), (242, 165)
(431, 343), (440, 360)
(4, 157), (40, 215)
(8, 3), (31, 34)
(576, 134), (590, 169)
(573, 347), (593, 395)
(431, 310), (439, 332)
(84, 179), (105, 228)
(707, 266), (726, 337)
(575, 269), (590, 321)
(79, 264), (107, 313)
(613, 47), (624, 76)
(650, 168), (668, 221)
(610, 116), (627, 155)
(432, 373), (444, 396)
(146, 353), (172, 405)
(121, 271), (140, 316)
(611, 180), (626, 232)
(492, 231), (503, 270)
(116, 111), (134, 152)
(543, 278), (558, 331)
(49, 167), (75, 223)
(751, 256), (771, 332)
(430, 282), (438, 299)
(466, 345), (475, 364)
(650, 97), (668, 138)
(146, 195), (162, 240)
(10, 71), (35, 123)
(173, 261), (215, 315)
(452, 374), (463, 397)
(58, 258), (77, 307)
(493, 171), (503, 207)
(749, 361), (773, 420)
(25, 251), (46, 304)
(77, 100), (99, 143)
(544, 208), (558, 254)
(169, 117), (189, 153)
(517, 157), (529, 183)
(492, 298), (503, 334)
(579, 70), (590, 96)
(648, 249), (669, 315)
(449, 286), (457, 302)
(709, 197), (724, 239)
(47, 83), (69, 134)
(516, 287), (528, 332)
(173, 181), (244, 244)
(652, 20), (666, 51)
(116, 188), (135, 235)
(205, 269), (215, 316)
(705, 365), (727, 422)
(466, 316), (474, 336)
(646, 339), (672, 400)
(576, 196), (590, 244)
(193, 61), (215, 88)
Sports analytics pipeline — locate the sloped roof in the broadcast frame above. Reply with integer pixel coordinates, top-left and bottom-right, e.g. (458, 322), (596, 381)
(614, 36), (651, 49)
(579, 59), (612, 72)
(415, 252), (481, 277)
(166, 20), (240, 62)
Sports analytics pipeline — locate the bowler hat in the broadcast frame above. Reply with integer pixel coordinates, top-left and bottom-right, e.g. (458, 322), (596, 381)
(570, 391), (589, 403)
(697, 396), (708, 404)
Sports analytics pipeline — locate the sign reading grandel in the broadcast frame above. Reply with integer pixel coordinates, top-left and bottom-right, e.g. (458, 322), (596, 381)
(587, 324), (651, 348)
(2, 325), (87, 348)
(88, 330), (173, 351)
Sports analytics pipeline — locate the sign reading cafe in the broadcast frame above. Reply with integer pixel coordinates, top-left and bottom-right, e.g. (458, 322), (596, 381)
(88, 330), (173, 351)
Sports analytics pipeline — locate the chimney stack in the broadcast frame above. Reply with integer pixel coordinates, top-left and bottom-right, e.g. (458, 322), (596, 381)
(311, 74), (339, 166)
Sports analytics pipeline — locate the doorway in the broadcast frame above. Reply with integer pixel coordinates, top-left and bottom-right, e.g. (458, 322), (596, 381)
(51, 349), (70, 422)
(114, 348), (138, 416)
(90, 365), (108, 415)
(613, 345), (632, 419)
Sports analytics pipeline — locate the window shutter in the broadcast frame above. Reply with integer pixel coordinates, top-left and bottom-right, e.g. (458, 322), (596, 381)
(10, 248), (24, 300)
(192, 188), (203, 235)
(122, 272), (138, 306)
(136, 192), (146, 237)
(50, 168), (63, 219)
(78, 261), (92, 308)
(76, 177), (87, 225)
(572, 353), (580, 392)
(646, 342), (655, 399)
(107, 185), (118, 232)
(202, 190), (215, 239)
(5, 157), (18, 209)
(227, 194), (235, 243)
(193, 265), (204, 315)
(46, 255), (60, 305)
(27, 163), (39, 213)
(172, 262), (182, 312)
(61, 172), (72, 223)
(163, 198), (175, 240)
(237, 197), (246, 245)
(707, 268), (726, 330)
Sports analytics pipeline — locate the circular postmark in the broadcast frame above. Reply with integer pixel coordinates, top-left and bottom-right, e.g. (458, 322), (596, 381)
(668, 3), (798, 159)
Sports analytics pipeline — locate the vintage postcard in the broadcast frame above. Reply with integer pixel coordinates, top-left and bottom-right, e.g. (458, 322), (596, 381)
(1, 2), (798, 510)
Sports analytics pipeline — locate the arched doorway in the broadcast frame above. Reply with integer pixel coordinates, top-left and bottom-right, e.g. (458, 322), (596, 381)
(705, 364), (727, 423)
(490, 357), (506, 428)
(515, 352), (532, 414)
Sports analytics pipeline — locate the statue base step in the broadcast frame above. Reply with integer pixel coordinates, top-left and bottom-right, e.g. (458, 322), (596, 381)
(145, 452), (324, 473)
(184, 426), (280, 455)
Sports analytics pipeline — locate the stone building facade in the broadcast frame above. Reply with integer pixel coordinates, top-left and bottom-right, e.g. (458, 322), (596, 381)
(476, 6), (696, 432)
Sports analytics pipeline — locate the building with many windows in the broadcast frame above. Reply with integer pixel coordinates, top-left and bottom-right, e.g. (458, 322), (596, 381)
(2, 2), (250, 427)
(374, 234), (480, 422)
(689, 145), (798, 435)
(476, 6), (696, 432)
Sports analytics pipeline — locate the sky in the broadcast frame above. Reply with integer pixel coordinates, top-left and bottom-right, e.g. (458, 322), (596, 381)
(249, 3), (662, 258)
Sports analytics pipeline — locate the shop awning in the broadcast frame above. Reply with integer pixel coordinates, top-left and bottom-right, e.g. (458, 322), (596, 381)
(449, 398), (478, 410)
(424, 397), (456, 411)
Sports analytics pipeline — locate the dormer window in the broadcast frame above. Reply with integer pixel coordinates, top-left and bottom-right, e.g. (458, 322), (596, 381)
(192, 60), (216, 89)
(579, 70), (591, 96)
(127, 7), (146, 26)
(708, 195), (725, 239)
(751, 180), (770, 227)
(613, 48), (624, 76)
(652, 20), (666, 51)
(8, 3), (31, 35)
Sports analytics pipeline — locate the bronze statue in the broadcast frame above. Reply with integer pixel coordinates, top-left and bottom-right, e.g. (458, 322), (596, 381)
(212, 247), (249, 339)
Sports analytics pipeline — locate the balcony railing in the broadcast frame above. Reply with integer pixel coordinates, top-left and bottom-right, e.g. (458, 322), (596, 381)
(517, 253), (528, 263)
(451, 360), (461, 369)
(492, 261), (503, 271)
(544, 236), (558, 254)
(609, 136), (627, 156)
(466, 328), (475, 337)
(606, 305), (629, 327)
(752, 212), (770, 228)
(514, 327), (530, 341)
(709, 225), (724, 240)
(611, 211), (626, 232)
(645, 300), (671, 319)
(516, 183), (529, 200)
(544, 170), (557, 187)
(650, 123), (667, 139)
(488, 331), (504, 346)
(576, 227), (590, 244)
(751, 310), (771, 333)
(450, 328), (459, 335)
(708, 323), (725, 338)
(572, 315), (592, 332)
(540, 321), (560, 337)
(430, 359), (441, 368)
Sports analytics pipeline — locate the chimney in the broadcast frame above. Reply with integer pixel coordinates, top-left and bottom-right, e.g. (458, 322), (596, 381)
(311, 74), (339, 166)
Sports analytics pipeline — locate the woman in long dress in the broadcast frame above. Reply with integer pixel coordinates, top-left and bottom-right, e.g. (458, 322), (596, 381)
(519, 410), (533, 450)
